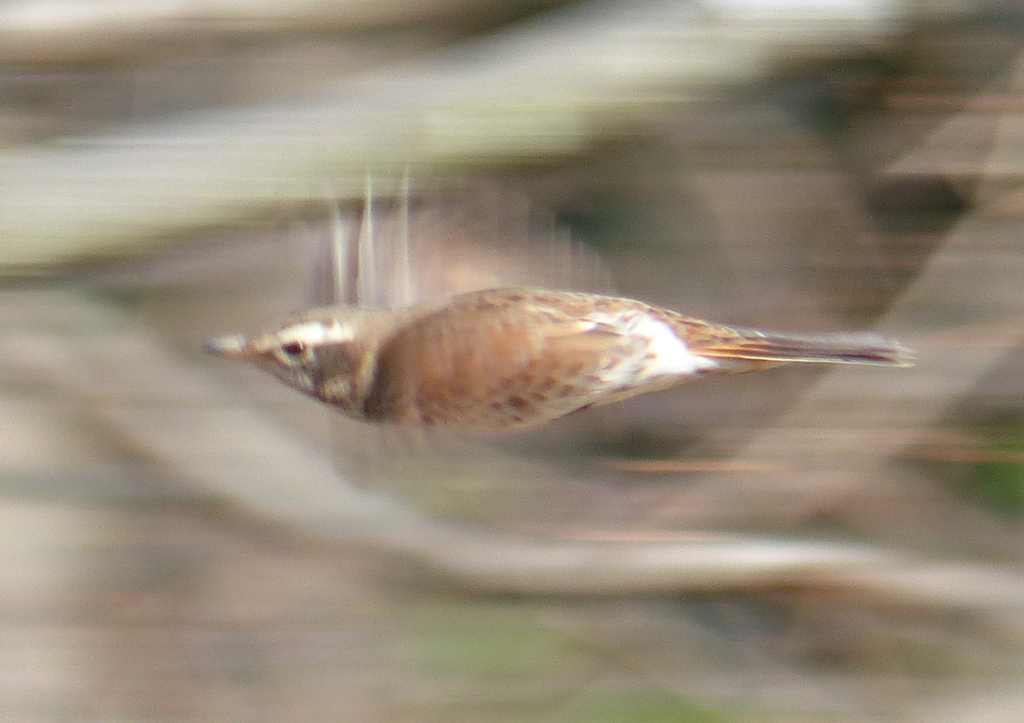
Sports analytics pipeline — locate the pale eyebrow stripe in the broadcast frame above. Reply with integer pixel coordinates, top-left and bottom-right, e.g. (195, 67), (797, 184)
(277, 320), (353, 346)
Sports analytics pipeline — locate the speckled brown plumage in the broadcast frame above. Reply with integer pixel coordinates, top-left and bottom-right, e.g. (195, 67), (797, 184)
(204, 287), (913, 432)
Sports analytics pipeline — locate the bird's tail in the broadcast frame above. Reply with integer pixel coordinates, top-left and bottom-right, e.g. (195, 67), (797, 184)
(690, 325), (914, 367)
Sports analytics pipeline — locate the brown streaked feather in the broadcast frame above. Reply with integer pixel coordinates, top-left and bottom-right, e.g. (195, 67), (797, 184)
(364, 288), (650, 430)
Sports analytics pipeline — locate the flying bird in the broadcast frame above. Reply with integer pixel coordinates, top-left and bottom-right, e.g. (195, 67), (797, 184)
(203, 287), (912, 432)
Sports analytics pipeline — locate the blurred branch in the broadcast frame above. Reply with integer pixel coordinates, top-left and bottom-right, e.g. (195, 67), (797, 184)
(0, 0), (903, 268)
(0, 0), (567, 63)
(110, 372), (1024, 606)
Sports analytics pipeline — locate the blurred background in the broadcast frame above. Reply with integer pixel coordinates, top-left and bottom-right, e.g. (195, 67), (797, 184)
(3, 0), (1024, 720)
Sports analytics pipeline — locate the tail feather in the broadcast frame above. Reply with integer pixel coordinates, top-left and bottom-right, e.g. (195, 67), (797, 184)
(694, 327), (914, 367)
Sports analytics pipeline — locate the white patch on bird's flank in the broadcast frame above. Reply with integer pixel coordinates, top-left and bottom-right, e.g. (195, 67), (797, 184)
(626, 314), (722, 377)
(277, 320), (354, 347)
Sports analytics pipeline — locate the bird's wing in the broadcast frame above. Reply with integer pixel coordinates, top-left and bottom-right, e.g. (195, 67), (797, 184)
(367, 290), (647, 429)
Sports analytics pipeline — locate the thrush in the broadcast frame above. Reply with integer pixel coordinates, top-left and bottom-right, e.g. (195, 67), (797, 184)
(203, 287), (912, 432)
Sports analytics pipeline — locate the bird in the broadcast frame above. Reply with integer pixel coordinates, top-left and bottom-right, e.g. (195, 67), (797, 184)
(203, 287), (912, 432)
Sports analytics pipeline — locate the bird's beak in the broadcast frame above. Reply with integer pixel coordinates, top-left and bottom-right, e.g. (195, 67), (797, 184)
(201, 334), (251, 359)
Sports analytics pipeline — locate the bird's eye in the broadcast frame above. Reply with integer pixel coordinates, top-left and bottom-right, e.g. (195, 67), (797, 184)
(281, 341), (306, 357)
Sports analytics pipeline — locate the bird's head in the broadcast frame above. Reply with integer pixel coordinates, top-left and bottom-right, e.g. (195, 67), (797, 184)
(203, 307), (393, 417)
